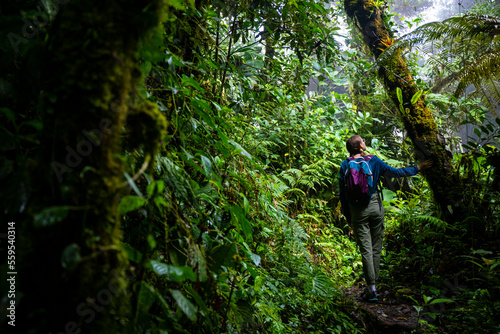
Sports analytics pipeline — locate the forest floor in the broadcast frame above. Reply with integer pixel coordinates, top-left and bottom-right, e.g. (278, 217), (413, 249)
(344, 286), (422, 333)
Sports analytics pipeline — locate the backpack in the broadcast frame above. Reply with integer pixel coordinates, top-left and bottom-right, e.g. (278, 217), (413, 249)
(344, 155), (374, 206)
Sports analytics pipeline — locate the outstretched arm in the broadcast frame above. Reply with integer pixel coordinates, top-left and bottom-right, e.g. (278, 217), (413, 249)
(375, 156), (419, 177)
(376, 156), (433, 179)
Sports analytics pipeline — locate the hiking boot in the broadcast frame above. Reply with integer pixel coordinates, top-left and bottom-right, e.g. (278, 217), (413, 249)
(361, 288), (378, 302)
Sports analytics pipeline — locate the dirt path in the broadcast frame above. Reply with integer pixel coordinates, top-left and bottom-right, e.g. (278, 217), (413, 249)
(345, 286), (420, 333)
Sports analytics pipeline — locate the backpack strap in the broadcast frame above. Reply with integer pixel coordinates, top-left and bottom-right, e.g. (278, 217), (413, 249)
(363, 155), (383, 209)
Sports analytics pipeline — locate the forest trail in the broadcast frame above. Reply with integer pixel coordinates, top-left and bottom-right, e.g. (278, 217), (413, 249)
(344, 286), (420, 333)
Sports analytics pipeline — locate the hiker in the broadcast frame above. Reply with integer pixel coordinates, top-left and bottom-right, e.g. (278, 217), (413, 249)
(339, 135), (432, 302)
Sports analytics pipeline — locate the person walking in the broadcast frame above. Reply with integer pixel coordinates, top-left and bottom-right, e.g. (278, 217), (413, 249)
(339, 135), (432, 301)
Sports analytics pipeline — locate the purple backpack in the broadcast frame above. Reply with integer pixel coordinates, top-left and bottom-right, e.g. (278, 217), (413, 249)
(344, 155), (374, 205)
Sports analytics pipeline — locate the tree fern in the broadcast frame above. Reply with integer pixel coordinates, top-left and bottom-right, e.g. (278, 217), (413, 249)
(378, 15), (500, 109)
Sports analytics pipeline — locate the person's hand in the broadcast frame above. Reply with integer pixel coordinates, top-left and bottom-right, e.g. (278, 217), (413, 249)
(418, 159), (433, 171)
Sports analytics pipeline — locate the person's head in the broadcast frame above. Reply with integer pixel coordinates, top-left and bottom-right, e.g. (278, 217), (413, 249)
(346, 135), (365, 156)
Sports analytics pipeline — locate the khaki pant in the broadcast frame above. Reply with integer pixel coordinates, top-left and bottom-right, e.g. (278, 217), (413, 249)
(351, 192), (385, 286)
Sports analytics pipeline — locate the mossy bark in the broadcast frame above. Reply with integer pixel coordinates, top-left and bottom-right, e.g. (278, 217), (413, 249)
(16, 1), (164, 333)
(343, 0), (466, 222)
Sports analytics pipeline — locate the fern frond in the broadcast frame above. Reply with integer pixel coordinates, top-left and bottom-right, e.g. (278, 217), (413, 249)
(396, 15), (500, 49)
(310, 272), (335, 297)
(481, 78), (500, 110)
(296, 265), (335, 297)
(285, 168), (303, 178)
(267, 176), (290, 197)
(285, 221), (309, 241)
(259, 140), (280, 149)
(284, 187), (307, 197)
(281, 173), (296, 186)
(157, 156), (193, 203)
(454, 50), (500, 98)
(375, 15), (500, 107)
(297, 213), (322, 223)
(281, 199), (294, 207)
(298, 179), (316, 189)
(414, 215), (457, 230)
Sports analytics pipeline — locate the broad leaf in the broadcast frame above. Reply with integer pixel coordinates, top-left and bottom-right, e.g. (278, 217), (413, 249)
(411, 90), (423, 104)
(250, 253), (261, 266)
(229, 140), (252, 159)
(119, 196), (147, 215)
(121, 242), (144, 263)
(396, 87), (403, 104)
(150, 260), (196, 282)
(208, 243), (237, 269)
(135, 281), (156, 326)
(34, 206), (69, 228)
(170, 289), (197, 321)
(429, 298), (455, 305)
(201, 155), (212, 176)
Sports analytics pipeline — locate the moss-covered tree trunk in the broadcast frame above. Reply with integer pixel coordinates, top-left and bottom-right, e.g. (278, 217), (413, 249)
(343, 0), (466, 222)
(15, 1), (164, 333)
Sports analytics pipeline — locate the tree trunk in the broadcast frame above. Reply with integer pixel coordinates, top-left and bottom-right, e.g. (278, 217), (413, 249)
(343, 0), (466, 222)
(15, 1), (164, 333)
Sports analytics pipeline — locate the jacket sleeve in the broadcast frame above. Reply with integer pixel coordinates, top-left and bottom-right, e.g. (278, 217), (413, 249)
(338, 160), (351, 223)
(374, 155), (419, 177)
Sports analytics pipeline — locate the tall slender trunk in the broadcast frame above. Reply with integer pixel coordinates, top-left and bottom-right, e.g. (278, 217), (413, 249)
(343, 0), (467, 223)
(219, 8), (239, 104)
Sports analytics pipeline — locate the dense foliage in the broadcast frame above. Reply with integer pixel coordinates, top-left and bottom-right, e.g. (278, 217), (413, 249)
(1, 0), (499, 333)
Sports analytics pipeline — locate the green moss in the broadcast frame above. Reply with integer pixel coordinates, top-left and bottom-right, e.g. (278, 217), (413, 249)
(126, 100), (168, 158)
(20, 1), (167, 333)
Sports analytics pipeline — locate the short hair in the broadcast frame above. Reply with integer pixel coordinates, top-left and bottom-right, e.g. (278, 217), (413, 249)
(346, 135), (363, 155)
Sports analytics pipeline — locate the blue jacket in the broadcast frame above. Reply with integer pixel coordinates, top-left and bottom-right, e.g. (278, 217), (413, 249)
(339, 155), (419, 221)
